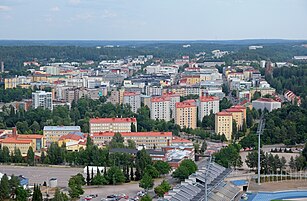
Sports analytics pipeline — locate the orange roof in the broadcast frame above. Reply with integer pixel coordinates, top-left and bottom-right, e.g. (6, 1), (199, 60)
(92, 131), (172, 137)
(89, 118), (137, 124)
(162, 92), (180, 97)
(0, 137), (32, 144)
(216, 111), (232, 116)
(172, 136), (192, 143)
(199, 96), (219, 102)
(17, 134), (43, 139)
(231, 105), (246, 110)
(176, 100), (196, 108)
(151, 96), (170, 102)
(59, 133), (83, 141)
(225, 108), (243, 113)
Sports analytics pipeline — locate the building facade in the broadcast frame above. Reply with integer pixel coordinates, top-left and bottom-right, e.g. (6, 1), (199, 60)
(89, 118), (137, 133)
(32, 91), (53, 110)
(123, 92), (141, 113)
(43, 126), (81, 146)
(198, 96), (219, 121)
(252, 98), (281, 112)
(150, 97), (171, 121)
(92, 131), (172, 149)
(215, 111), (233, 140)
(175, 100), (197, 129)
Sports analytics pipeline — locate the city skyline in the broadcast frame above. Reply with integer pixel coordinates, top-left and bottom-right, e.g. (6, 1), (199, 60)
(0, 0), (307, 40)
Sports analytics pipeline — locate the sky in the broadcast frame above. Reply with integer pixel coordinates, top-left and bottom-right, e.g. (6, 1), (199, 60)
(0, 0), (306, 40)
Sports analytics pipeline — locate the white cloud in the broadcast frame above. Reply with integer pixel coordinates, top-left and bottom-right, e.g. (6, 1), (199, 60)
(0, 5), (11, 11)
(68, 0), (81, 5)
(101, 9), (117, 19)
(50, 6), (60, 12)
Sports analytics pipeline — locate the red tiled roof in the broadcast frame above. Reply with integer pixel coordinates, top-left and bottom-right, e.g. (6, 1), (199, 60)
(0, 137), (32, 144)
(59, 133), (83, 141)
(172, 136), (192, 143)
(89, 118), (137, 124)
(92, 131), (172, 137)
(225, 108), (243, 113)
(176, 100), (196, 108)
(17, 134), (44, 139)
(162, 92), (180, 97)
(151, 97), (170, 102)
(216, 111), (232, 116)
(199, 96), (219, 102)
(231, 105), (246, 110)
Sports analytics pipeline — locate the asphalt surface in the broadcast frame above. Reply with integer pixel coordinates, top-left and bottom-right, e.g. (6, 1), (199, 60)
(0, 165), (83, 187)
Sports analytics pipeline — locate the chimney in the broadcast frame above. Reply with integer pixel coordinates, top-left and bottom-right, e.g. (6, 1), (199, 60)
(12, 127), (17, 138)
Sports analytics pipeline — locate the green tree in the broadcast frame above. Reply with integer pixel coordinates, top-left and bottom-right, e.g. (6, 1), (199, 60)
(27, 147), (35, 166)
(15, 187), (29, 201)
(153, 161), (171, 175)
(2, 146), (10, 163)
(193, 143), (200, 154)
(140, 194), (152, 201)
(200, 141), (207, 154)
(136, 149), (152, 177)
(68, 174), (85, 199)
(214, 144), (243, 168)
(32, 184), (42, 201)
(91, 170), (107, 186)
(154, 180), (171, 197)
(139, 173), (154, 191)
(144, 165), (159, 178)
(52, 188), (68, 201)
(127, 139), (136, 149)
(172, 165), (190, 181)
(0, 174), (10, 200)
(109, 133), (125, 148)
(13, 148), (23, 163)
(106, 166), (125, 185)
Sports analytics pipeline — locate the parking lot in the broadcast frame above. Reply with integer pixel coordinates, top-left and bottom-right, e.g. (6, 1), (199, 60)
(0, 165), (83, 187)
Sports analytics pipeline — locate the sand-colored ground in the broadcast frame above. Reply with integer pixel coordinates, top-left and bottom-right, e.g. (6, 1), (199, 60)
(249, 180), (307, 192)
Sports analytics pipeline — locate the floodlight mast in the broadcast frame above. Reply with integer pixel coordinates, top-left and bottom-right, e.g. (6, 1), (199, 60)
(257, 114), (265, 185)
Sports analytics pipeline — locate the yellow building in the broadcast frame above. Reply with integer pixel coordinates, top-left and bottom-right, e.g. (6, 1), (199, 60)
(4, 77), (18, 89)
(58, 133), (86, 151)
(175, 100), (197, 129)
(215, 111), (233, 141)
(0, 138), (33, 156)
(225, 108), (244, 130)
(185, 75), (200, 85)
(250, 88), (276, 97)
(43, 126), (81, 146)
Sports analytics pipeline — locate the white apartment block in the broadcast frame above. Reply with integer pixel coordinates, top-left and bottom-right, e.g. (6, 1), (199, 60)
(150, 97), (171, 121)
(198, 96), (219, 121)
(89, 118), (137, 133)
(252, 98), (281, 112)
(123, 92), (141, 113)
(163, 93), (180, 119)
(32, 91), (53, 110)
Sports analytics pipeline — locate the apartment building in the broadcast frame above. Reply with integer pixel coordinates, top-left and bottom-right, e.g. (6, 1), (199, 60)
(32, 91), (53, 110)
(150, 97), (171, 121)
(92, 131), (172, 149)
(43, 126), (81, 146)
(123, 91), (141, 113)
(162, 92), (180, 119)
(225, 108), (244, 130)
(0, 128), (44, 155)
(252, 98), (281, 112)
(175, 100), (197, 129)
(89, 118), (137, 133)
(215, 111), (233, 141)
(198, 96), (220, 121)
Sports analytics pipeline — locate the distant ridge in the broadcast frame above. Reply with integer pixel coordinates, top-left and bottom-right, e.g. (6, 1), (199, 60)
(0, 39), (306, 47)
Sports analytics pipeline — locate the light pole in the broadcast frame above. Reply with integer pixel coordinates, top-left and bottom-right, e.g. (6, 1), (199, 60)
(257, 114), (265, 185)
